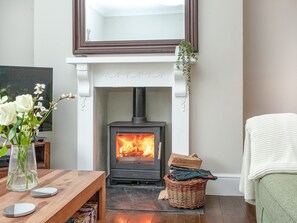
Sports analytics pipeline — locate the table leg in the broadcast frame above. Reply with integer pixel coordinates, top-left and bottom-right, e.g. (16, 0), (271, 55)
(98, 174), (106, 222)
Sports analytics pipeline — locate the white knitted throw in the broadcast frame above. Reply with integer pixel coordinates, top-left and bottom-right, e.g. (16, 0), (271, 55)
(239, 113), (297, 202)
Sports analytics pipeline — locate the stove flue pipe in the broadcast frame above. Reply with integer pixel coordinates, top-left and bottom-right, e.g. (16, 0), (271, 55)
(132, 87), (147, 123)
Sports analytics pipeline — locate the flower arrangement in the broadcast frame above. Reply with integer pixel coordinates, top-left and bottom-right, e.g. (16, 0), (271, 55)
(0, 83), (75, 155)
(0, 83), (75, 190)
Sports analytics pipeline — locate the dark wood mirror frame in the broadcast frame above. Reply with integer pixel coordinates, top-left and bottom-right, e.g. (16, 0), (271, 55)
(73, 0), (198, 55)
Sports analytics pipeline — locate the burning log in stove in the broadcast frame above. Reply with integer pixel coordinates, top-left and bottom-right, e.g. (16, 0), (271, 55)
(116, 133), (154, 158)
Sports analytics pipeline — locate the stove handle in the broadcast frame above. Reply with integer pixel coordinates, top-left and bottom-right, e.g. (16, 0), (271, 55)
(158, 142), (162, 160)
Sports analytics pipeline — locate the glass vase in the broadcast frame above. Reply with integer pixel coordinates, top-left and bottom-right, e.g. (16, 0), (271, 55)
(6, 143), (38, 191)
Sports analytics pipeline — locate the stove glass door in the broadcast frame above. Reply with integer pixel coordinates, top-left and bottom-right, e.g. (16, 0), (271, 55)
(116, 133), (155, 164)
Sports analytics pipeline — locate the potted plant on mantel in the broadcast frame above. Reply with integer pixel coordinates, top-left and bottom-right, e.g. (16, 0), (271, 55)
(176, 39), (198, 93)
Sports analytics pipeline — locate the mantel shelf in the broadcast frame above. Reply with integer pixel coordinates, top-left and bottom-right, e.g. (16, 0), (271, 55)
(66, 55), (177, 64)
(66, 55), (196, 65)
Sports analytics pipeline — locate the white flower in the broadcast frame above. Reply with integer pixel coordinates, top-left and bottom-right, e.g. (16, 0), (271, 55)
(15, 94), (33, 113)
(0, 102), (17, 125)
(59, 94), (66, 100)
(35, 112), (42, 118)
(40, 107), (48, 112)
(17, 112), (28, 119)
(34, 102), (43, 109)
(66, 93), (75, 100)
(34, 89), (42, 95)
(34, 84), (45, 95)
(0, 96), (8, 104)
(59, 93), (76, 100)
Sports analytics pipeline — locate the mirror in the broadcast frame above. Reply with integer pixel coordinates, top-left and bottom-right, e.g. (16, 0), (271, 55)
(85, 0), (185, 41)
(73, 0), (198, 54)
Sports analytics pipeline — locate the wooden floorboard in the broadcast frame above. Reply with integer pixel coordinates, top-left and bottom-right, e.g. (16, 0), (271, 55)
(106, 195), (256, 223)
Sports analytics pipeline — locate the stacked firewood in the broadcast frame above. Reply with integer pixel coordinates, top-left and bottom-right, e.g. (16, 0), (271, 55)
(167, 153), (217, 181)
(168, 153), (202, 169)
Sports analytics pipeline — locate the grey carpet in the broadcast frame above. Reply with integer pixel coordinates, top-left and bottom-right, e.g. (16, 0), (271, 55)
(106, 186), (204, 214)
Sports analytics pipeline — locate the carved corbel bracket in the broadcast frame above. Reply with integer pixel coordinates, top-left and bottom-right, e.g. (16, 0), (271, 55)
(76, 63), (90, 97)
(173, 64), (187, 98)
(173, 46), (187, 98)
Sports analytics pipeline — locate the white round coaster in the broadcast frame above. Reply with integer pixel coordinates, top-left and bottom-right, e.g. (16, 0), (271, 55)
(31, 187), (58, 198)
(3, 203), (36, 218)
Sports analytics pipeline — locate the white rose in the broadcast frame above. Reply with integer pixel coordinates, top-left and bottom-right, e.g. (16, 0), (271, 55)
(15, 94), (33, 113)
(0, 102), (17, 126)
(0, 96), (8, 104)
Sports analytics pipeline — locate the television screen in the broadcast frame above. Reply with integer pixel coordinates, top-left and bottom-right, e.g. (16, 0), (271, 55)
(0, 66), (53, 131)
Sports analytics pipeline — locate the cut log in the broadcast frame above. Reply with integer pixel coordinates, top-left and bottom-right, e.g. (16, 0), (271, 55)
(168, 153), (202, 169)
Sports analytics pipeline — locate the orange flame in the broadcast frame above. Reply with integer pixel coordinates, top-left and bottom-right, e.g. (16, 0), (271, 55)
(116, 133), (154, 158)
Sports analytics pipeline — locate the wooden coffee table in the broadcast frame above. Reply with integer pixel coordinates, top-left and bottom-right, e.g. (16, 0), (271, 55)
(0, 169), (106, 223)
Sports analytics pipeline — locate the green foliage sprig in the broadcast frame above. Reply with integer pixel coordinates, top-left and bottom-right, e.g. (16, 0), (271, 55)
(176, 40), (197, 93)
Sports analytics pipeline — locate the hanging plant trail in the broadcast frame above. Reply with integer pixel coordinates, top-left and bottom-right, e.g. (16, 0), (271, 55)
(176, 40), (197, 93)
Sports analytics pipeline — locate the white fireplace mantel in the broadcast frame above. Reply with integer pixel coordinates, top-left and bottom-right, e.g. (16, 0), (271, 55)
(66, 55), (196, 98)
(66, 52), (196, 170)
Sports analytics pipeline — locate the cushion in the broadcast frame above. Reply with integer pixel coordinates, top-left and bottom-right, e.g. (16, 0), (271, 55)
(256, 174), (297, 223)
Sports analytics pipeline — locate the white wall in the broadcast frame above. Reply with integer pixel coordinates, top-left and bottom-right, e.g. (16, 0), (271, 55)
(0, 0), (34, 66)
(0, 0), (243, 195)
(193, 0), (243, 173)
(244, 0), (297, 121)
(193, 0), (243, 195)
(34, 0), (77, 169)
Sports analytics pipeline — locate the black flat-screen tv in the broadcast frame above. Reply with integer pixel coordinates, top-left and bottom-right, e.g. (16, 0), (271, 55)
(0, 66), (53, 131)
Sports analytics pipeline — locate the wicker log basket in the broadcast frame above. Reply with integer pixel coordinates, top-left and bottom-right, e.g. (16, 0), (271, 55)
(164, 174), (207, 209)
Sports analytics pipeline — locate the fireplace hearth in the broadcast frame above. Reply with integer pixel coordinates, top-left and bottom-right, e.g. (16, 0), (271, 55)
(108, 87), (166, 185)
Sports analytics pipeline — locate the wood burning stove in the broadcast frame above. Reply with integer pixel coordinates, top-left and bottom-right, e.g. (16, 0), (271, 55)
(108, 87), (166, 185)
(108, 122), (165, 185)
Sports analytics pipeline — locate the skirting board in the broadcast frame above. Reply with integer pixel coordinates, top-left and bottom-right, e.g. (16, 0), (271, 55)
(104, 173), (242, 196)
(206, 173), (242, 196)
